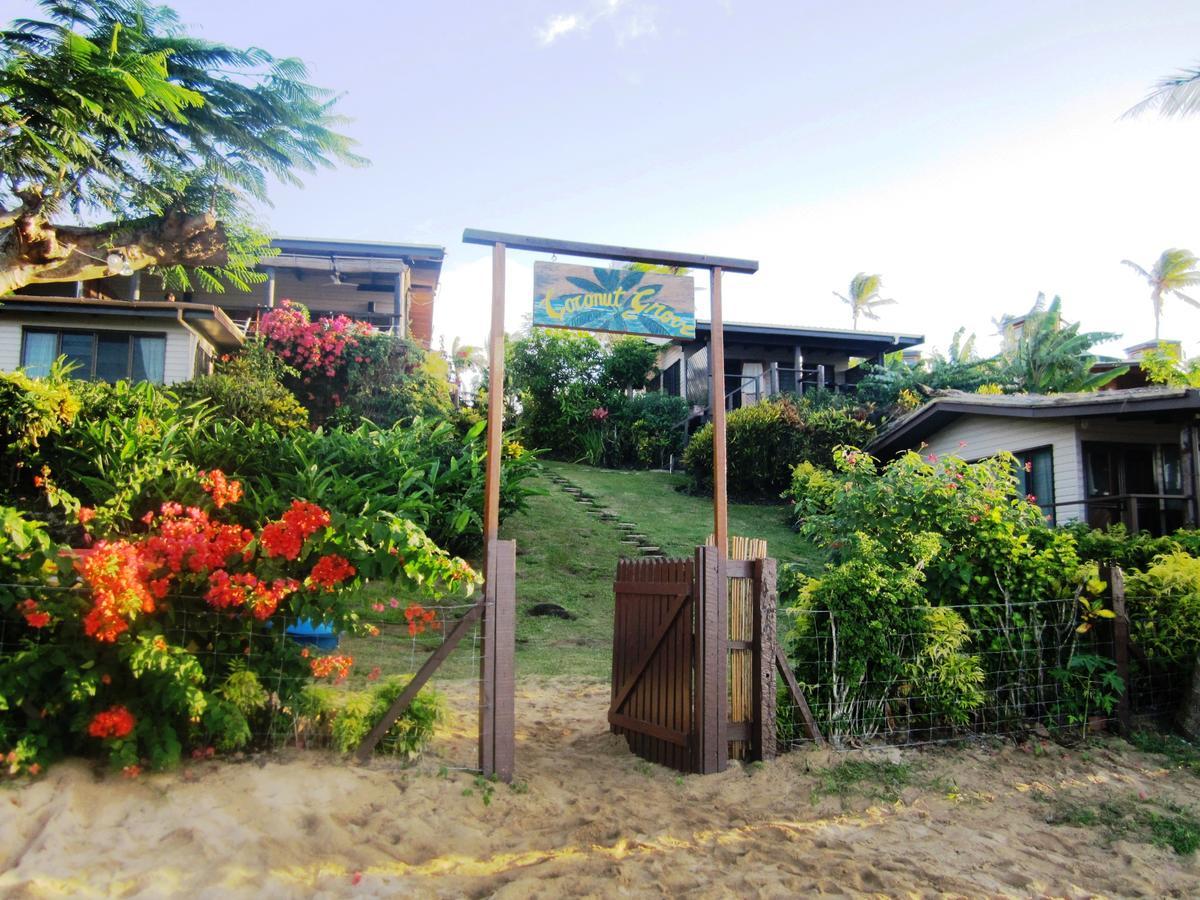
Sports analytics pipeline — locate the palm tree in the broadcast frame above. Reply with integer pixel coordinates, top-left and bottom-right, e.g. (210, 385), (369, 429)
(1124, 64), (1200, 118)
(446, 337), (486, 405)
(834, 273), (896, 330)
(1120, 249), (1200, 341)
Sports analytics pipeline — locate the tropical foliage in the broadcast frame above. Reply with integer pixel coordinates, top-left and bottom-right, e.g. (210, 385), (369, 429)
(506, 328), (685, 468)
(683, 394), (875, 498)
(0, 0), (363, 295)
(784, 448), (1102, 740)
(1125, 63), (1200, 119)
(856, 296), (1126, 409)
(998, 294), (1127, 393)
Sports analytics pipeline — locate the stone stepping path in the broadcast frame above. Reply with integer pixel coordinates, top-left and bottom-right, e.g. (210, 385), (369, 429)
(549, 472), (665, 559)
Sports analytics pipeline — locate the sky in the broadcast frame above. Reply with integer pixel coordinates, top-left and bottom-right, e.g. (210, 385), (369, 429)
(15, 0), (1200, 358)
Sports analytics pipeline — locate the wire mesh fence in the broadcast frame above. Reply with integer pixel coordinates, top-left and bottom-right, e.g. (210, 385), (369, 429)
(774, 593), (1183, 750)
(0, 580), (486, 770)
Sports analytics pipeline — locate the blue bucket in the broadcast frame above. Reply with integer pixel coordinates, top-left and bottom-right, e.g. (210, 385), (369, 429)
(286, 618), (339, 650)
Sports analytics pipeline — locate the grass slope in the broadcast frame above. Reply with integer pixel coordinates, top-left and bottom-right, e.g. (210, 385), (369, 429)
(497, 471), (627, 678)
(541, 461), (823, 572)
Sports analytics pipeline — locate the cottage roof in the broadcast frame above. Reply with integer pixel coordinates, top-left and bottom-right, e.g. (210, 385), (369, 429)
(869, 386), (1200, 457)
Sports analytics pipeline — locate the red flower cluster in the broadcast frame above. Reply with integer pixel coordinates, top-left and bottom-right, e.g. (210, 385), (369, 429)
(205, 572), (301, 620)
(199, 470), (243, 509)
(77, 506), (96, 525)
(79, 542), (154, 642)
(88, 705), (136, 740)
(309, 653), (353, 683)
(139, 504), (252, 576)
(308, 554), (355, 590)
(404, 602), (440, 637)
(260, 501), (331, 560)
(20, 598), (50, 629)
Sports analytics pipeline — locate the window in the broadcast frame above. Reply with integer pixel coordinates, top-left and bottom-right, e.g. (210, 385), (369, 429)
(21, 329), (166, 384)
(1083, 442), (1185, 536)
(1015, 446), (1055, 524)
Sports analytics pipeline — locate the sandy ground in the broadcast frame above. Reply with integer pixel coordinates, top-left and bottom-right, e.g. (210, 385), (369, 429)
(2, 677), (1198, 898)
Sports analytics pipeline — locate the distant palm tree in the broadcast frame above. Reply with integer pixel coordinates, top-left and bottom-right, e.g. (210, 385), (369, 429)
(1124, 64), (1200, 118)
(1120, 249), (1200, 340)
(447, 336), (486, 404)
(834, 273), (896, 330)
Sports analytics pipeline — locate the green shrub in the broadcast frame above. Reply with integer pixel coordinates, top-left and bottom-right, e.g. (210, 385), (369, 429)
(1124, 551), (1200, 665)
(23, 377), (538, 555)
(626, 393), (689, 468)
(175, 340), (308, 431)
(506, 329), (668, 465)
(302, 677), (443, 757)
(1067, 522), (1200, 570)
(684, 396), (875, 498)
(0, 363), (79, 460)
(784, 448), (1096, 737)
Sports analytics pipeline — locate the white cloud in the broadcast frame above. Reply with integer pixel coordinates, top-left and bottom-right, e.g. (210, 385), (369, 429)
(536, 1), (657, 48)
(537, 14), (582, 46)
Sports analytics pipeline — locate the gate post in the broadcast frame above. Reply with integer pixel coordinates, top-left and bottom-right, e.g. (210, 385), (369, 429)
(751, 558), (777, 761)
(695, 545), (728, 774)
(480, 539), (516, 781)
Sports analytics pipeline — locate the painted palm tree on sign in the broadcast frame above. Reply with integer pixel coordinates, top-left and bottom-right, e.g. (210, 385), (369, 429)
(834, 273), (896, 330)
(1121, 249), (1200, 341)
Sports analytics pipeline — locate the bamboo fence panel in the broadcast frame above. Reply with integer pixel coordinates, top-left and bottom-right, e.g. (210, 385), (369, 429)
(709, 533), (767, 760)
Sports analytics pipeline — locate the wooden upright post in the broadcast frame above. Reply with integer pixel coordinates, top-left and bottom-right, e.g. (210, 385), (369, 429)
(480, 242), (513, 780)
(482, 243), (506, 548)
(709, 266), (729, 558)
(752, 557), (777, 761)
(1106, 565), (1132, 735)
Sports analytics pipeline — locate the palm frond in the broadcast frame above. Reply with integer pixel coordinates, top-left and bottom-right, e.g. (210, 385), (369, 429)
(1123, 65), (1200, 119)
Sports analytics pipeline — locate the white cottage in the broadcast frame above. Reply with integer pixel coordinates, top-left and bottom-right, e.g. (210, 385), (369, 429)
(869, 388), (1200, 535)
(0, 295), (244, 385)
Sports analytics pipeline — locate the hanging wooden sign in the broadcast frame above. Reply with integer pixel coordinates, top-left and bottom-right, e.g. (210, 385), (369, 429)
(533, 261), (695, 339)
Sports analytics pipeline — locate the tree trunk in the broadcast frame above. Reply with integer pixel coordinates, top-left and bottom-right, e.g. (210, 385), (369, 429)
(1178, 654), (1200, 742)
(0, 210), (228, 296)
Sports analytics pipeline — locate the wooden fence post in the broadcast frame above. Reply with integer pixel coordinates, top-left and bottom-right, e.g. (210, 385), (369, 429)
(694, 544), (728, 774)
(479, 539), (516, 781)
(1105, 564), (1132, 735)
(752, 558), (777, 761)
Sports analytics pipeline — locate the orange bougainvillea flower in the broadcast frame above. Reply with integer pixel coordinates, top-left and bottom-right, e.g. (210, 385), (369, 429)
(88, 705), (136, 740)
(309, 653), (353, 683)
(20, 599), (50, 628)
(198, 470), (243, 509)
(260, 500), (331, 560)
(308, 554), (355, 591)
(404, 603), (440, 637)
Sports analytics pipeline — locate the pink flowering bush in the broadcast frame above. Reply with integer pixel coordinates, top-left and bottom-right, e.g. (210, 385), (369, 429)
(253, 300), (453, 426)
(257, 301), (378, 378)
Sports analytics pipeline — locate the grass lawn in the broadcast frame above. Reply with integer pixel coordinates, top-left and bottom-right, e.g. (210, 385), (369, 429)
(541, 460), (824, 572)
(338, 460), (822, 686)
(340, 466), (626, 683)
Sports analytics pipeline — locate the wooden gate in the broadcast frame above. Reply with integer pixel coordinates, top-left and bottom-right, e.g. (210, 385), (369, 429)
(609, 546), (786, 774)
(609, 557), (696, 772)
